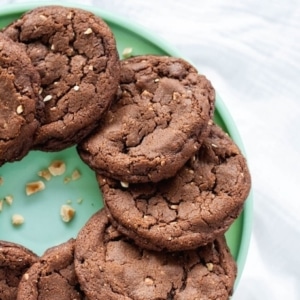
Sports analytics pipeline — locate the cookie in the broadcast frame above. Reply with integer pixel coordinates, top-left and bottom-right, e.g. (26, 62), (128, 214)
(99, 124), (251, 251)
(74, 209), (237, 300)
(0, 33), (41, 166)
(77, 55), (215, 183)
(0, 241), (38, 300)
(3, 5), (120, 151)
(17, 238), (86, 300)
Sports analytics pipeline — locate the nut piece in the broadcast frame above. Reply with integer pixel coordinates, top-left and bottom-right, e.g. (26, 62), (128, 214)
(37, 169), (52, 181)
(4, 195), (13, 205)
(122, 47), (133, 59)
(71, 169), (81, 181)
(60, 205), (75, 222)
(0, 176), (3, 186)
(206, 263), (214, 271)
(26, 181), (45, 196)
(12, 214), (25, 226)
(16, 105), (24, 114)
(0, 200), (3, 212)
(48, 160), (66, 176)
(120, 181), (129, 188)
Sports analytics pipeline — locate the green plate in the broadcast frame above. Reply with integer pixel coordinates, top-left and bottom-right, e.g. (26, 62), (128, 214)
(0, 2), (253, 287)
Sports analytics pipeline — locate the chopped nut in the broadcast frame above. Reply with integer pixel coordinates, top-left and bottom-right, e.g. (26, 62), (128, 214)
(12, 214), (25, 226)
(170, 204), (178, 210)
(38, 88), (43, 95)
(73, 85), (80, 91)
(120, 181), (129, 188)
(4, 195), (13, 205)
(43, 95), (53, 102)
(23, 273), (29, 281)
(64, 176), (71, 184)
(144, 277), (154, 285)
(39, 15), (47, 20)
(60, 205), (75, 222)
(37, 169), (52, 181)
(26, 181), (45, 196)
(172, 92), (181, 101)
(84, 28), (93, 35)
(154, 78), (160, 83)
(211, 143), (218, 148)
(50, 44), (55, 51)
(77, 198), (83, 204)
(16, 105), (24, 114)
(71, 169), (81, 181)
(88, 65), (93, 71)
(66, 12), (73, 19)
(0, 176), (3, 186)
(122, 47), (133, 59)
(48, 160), (66, 176)
(0, 200), (3, 212)
(206, 263), (214, 271)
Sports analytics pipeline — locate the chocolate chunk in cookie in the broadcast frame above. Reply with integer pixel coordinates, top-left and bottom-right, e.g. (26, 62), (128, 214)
(3, 6), (120, 151)
(17, 239), (86, 300)
(78, 55), (215, 183)
(99, 124), (251, 251)
(74, 209), (237, 300)
(0, 241), (38, 300)
(0, 33), (41, 166)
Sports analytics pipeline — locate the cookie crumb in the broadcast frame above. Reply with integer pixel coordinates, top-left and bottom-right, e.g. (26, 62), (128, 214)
(64, 176), (71, 184)
(12, 214), (25, 226)
(60, 205), (76, 222)
(0, 200), (3, 212)
(26, 181), (45, 196)
(122, 47), (133, 59)
(77, 198), (83, 204)
(0, 176), (3, 185)
(48, 160), (66, 176)
(37, 169), (52, 181)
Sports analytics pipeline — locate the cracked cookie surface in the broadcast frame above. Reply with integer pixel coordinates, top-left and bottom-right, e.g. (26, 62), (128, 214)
(99, 124), (251, 251)
(3, 6), (120, 151)
(78, 55), (215, 183)
(17, 239), (86, 300)
(0, 241), (38, 300)
(74, 209), (237, 300)
(0, 33), (41, 166)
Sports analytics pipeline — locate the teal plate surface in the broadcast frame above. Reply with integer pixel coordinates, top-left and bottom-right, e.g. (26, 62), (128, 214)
(0, 2), (253, 287)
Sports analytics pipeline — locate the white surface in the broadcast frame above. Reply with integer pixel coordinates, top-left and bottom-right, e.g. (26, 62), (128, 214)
(3, 0), (300, 299)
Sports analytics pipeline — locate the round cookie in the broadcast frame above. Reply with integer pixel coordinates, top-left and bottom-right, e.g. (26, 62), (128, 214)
(17, 239), (86, 300)
(0, 241), (38, 300)
(0, 33), (41, 166)
(78, 55), (215, 183)
(74, 209), (237, 300)
(3, 5), (120, 151)
(99, 124), (251, 251)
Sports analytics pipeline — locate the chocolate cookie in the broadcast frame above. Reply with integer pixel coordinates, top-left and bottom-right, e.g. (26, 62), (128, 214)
(74, 209), (237, 300)
(78, 55), (215, 183)
(99, 124), (251, 251)
(0, 241), (38, 300)
(17, 239), (86, 300)
(3, 6), (120, 151)
(0, 33), (41, 166)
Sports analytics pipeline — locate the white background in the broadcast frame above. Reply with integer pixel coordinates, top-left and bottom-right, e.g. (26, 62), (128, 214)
(2, 0), (300, 299)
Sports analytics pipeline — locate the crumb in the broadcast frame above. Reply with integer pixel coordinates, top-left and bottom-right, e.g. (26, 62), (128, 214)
(66, 199), (72, 204)
(77, 198), (83, 204)
(0, 200), (3, 212)
(60, 205), (75, 222)
(0, 176), (3, 186)
(37, 169), (52, 181)
(12, 214), (25, 226)
(48, 160), (66, 176)
(26, 181), (45, 196)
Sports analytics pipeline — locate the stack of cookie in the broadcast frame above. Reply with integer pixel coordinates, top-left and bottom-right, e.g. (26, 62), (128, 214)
(74, 55), (251, 299)
(0, 5), (251, 300)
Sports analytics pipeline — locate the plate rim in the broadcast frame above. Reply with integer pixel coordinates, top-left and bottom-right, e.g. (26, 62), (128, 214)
(0, 1), (253, 288)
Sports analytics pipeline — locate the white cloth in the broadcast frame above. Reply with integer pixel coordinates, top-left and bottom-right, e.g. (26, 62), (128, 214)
(3, 0), (300, 299)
